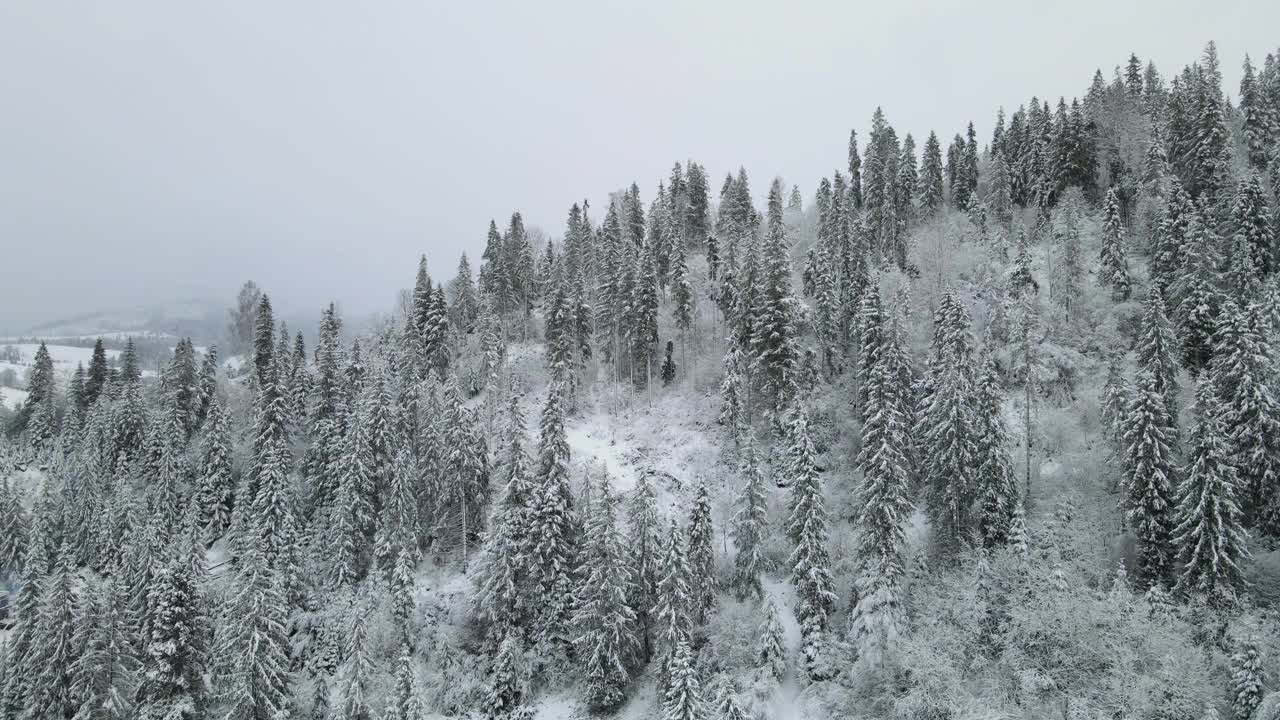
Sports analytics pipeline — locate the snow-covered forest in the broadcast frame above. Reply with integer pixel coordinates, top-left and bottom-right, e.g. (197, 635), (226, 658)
(4, 40), (1280, 720)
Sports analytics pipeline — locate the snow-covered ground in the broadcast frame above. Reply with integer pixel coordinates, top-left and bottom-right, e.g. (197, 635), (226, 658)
(0, 343), (122, 382)
(0, 386), (29, 411)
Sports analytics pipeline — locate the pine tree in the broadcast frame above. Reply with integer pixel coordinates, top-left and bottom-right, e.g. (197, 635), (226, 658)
(1231, 635), (1267, 720)
(661, 639), (705, 720)
(784, 405), (836, 678)
(731, 438), (768, 601)
(1172, 373), (1250, 599)
(1100, 188), (1132, 301)
(571, 476), (637, 711)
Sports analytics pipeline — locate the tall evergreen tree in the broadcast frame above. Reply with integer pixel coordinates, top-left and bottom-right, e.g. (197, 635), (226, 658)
(1100, 188), (1133, 301)
(136, 558), (205, 720)
(571, 476), (637, 711)
(1123, 376), (1179, 588)
(661, 640), (705, 720)
(528, 384), (576, 653)
(784, 405), (836, 677)
(626, 473), (662, 666)
(685, 482), (716, 623)
(849, 309), (913, 664)
(1215, 301), (1280, 534)
(1172, 373), (1250, 599)
(212, 537), (292, 720)
(472, 392), (535, 634)
(730, 438), (768, 601)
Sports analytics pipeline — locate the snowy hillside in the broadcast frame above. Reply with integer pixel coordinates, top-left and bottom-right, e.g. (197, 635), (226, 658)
(3, 37), (1280, 720)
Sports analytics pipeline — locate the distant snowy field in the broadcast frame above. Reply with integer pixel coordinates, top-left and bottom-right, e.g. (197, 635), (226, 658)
(0, 343), (128, 409)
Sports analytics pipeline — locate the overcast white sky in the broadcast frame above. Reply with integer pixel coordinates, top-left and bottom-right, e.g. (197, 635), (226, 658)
(1, 0), (1275, 332)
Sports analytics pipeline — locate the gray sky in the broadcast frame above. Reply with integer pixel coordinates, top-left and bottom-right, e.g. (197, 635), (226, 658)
(1, 0), (1275, 333)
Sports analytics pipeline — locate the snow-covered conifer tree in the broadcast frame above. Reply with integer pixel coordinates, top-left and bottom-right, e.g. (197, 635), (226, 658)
(1099, 188), (1132, 301)
(572, 476), (637, 710)
(1172, 373), (1250, 599)
(685, 482), (716, 623)
(731, 438), (768, 601)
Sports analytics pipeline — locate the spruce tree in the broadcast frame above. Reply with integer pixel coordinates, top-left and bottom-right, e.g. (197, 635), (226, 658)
(383, 650), (423, 720)
(339, 604), (374, 720)
(1231, 174), (1275, 277)
(1136, 290), (1182, 432)
(654, 518), (692, 687)
(1172, 373), (1250, 599)
(1170, 213), (1222, 372)
(571, 476), (637, 711)
(750, 179), (801, 409)
(212, 537), (292, 720)
(973, 351), (1018, 547)
(784, 405), (836, 677)
(85, 338), (109, 408)
(481, 632), (526, 720)
(472, 392), (535, 634)
(22, 544), (78, 720)
(757, 598), (786, 680)
(661, 341), (676, 387)
(685, 482), (716, 623)
(918, 131), (945, 216)
(71, 573), (138, 720)
(921, 293), (979, 560)
(661, 639), (705, 720)
(626, 473), (662, 666)
(1214, 301), (1280, 534)
(1100, 188), (1132, 301)
(730, 438), (768, 601)
(192, 394), (234, 543)
(849, 310), (913, 663)
(136, 558), (205, 720)
(528, 383), (576, 653)
(1231, 635), (1267, 720)
(1123, 377), (1178, 588)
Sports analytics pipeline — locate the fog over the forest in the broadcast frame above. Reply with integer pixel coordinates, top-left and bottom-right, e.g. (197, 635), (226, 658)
(0, 0), (1274, 332)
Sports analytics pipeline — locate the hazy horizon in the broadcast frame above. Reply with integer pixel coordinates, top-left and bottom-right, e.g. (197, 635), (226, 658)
(2, 0), (1276, 333)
